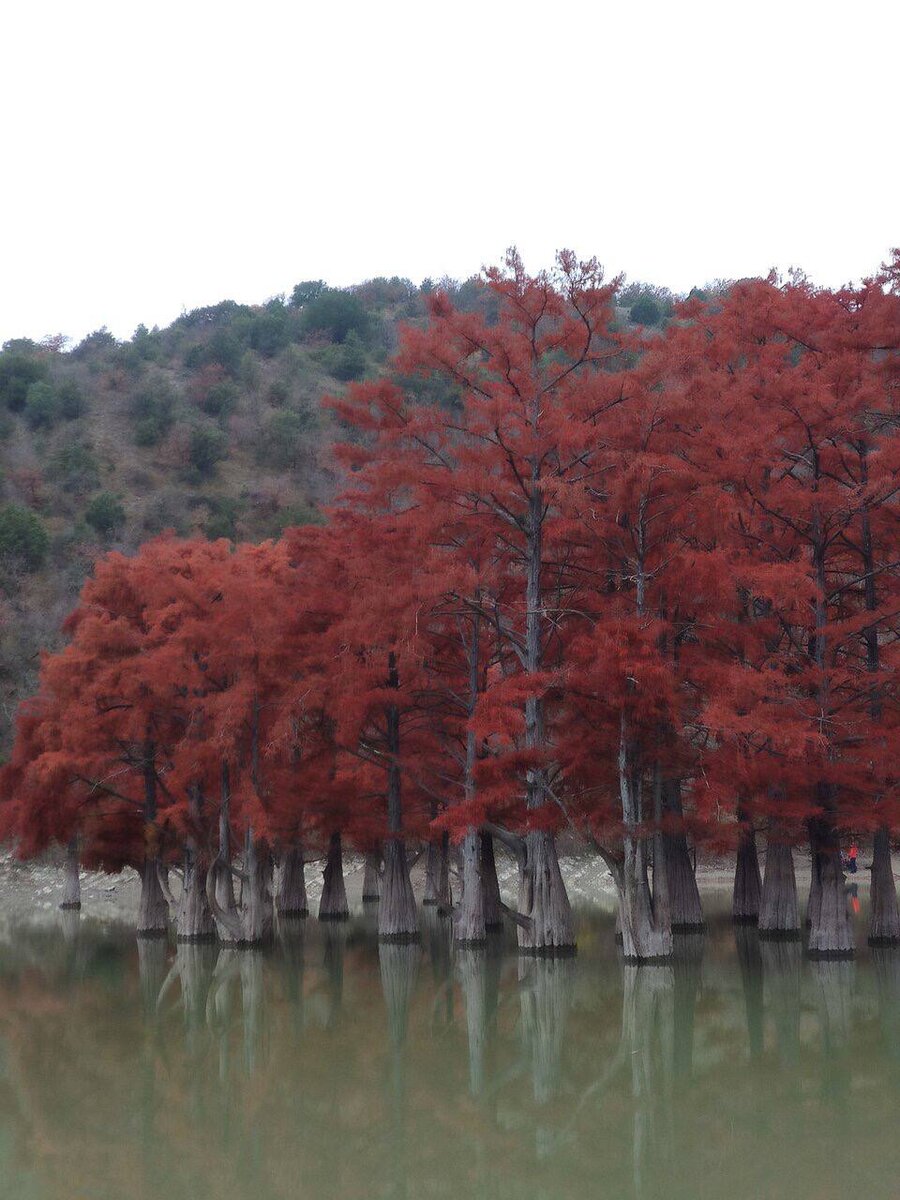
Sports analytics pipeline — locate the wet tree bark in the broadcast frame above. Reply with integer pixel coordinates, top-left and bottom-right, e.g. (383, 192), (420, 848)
(423, 832), (451, 909)
(758, 840), (800, 938)
(176, 846), (215, 942)
(455, 828), (486, 944)
(807, 815), (854, 958)
(60, 837), (81, 910)
(517, 829), (575, 954)
(362, 852), (382, 902)
(138, 857), (169, 938)
(480, 833), (503, 931)
(662, 779), (704, 931)
(276, 846), (308, 917)
(241, 832), (274, 946)
(617, 747), (672, 961)
(215, 764), (238, 920)
(379, 653), (419, 942)
(869, 826), (900, 945)
(733, 812), (762, 923)
(318, 832), (349, 921)
(380, 838), (419, 941)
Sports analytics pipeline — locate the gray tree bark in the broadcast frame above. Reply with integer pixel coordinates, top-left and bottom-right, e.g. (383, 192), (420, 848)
(807, 818), (854, 957)
(517, 829), (575, 954)
(60, 837), (81, 910)
(423, 832), (451, 909)
(318, 832), (349, 921)
(732, 815), (762, 923)
(176, 847), (215, 942)
(480, 832), (503, 930)
(362, 852), (382, 902)
(869, 826), (900, 945)
(662, 779), (704, 930)
(276, 846), (308, 918)
(758, 840), (800, 937)
(137, 857), (169, 938)
(454, 828), (486, 944)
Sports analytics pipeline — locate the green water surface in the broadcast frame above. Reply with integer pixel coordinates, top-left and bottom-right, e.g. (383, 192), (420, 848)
(0, 896), (897, 1200)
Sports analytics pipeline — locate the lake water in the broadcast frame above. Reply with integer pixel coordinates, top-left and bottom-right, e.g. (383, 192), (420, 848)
(1, 893), (898, 1200)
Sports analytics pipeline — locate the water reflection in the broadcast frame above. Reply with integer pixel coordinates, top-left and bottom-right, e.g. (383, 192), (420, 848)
(1, 909), (900, 1199)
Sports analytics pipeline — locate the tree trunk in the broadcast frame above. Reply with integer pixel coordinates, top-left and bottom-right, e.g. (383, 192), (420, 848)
(137, 856), (169, 938)
(807, 820), (854, 958)
(379, 837), (419, 941)
(869, 826), (900, 945)
(60, 837), (81, 910)
(240, 834), (274, 946)
(617, 749), (671, 961)
(733, 818), (762, 923)
(480, 832), (503, 931)
(276, 846), (308, 918)
(758, 840), (800, 937)
(176, 848), (215, 942)
(516, 829), (575, 954)
(454, 828), (486, 945)
(662, 780), (704, 930)
(216, 766), (238, 918)
(423, 833), (451, 909)
(318, 832), (350, 921)
(362, 852), (382, 902)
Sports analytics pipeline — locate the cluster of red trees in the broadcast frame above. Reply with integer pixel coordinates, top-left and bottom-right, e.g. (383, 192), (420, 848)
(1, 250), (897, 959)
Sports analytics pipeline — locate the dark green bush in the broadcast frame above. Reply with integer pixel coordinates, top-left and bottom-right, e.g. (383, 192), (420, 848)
(300, 289), (370, 343)
(322, 330), (369, 382)
(188, 425), (228, 477)
(23, 382), (61, 429)
(289, 280), (326, 308)
(51, 443), (100, 496)
(256, 408), (314, 470)
(629, 295), (662, 326)
(0, 504), (49, 571)
(0, 353), (47, 412)
(57, 379), (87, 419)
(84, 492), (126, 536)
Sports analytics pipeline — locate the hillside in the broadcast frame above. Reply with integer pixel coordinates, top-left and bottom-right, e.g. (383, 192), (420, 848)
(0, 273), (676, 747)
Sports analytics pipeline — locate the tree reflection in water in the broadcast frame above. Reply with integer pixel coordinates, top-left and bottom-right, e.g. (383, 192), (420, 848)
(0, 909), (898, 1200)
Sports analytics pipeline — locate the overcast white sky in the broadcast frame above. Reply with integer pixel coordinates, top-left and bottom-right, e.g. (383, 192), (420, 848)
(1, 0), (896, 345)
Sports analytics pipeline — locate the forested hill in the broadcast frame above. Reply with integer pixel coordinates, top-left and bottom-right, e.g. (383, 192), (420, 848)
(0, 273), (677, 744)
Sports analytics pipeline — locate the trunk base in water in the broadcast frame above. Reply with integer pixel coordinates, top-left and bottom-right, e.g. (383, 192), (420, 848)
(176, 854), (216, 943)
(758, 841), (800, 939)
(423, 834), (451, 909)
(732, 822), (762, 924)
(806, 828), (854, 959)
(362, 852), (381, 903)
(318, 833), (350, 922)
(481, 833), (503, 931)
(137, 857), (169, 938)
(454, 828), (486, 946)
(516, 830), (575, 956)
(276, 847), (308, 918)
(379, 837), (419, 942)
(869, 826), (900, 946)
(60, 838), (81, 910)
